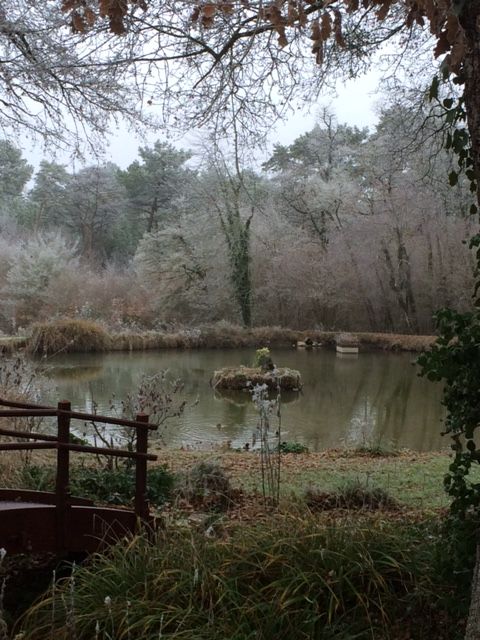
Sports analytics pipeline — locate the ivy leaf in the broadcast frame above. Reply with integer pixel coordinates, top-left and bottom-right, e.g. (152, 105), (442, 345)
(428, 75), (439, 101)
(449, 170), (458, 186)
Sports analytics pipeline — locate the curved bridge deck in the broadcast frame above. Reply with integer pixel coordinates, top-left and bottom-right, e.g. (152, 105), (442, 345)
(0, 399), (158, 555)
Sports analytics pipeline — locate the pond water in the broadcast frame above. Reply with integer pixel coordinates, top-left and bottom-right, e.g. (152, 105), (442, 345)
(41, 348), (447, 452)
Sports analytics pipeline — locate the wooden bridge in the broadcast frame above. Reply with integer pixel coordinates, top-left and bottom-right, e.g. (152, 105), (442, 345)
(0, 398), (158, 555)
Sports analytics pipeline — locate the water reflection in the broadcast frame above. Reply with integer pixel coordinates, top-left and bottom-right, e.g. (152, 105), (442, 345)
(40, 348), (446, 452)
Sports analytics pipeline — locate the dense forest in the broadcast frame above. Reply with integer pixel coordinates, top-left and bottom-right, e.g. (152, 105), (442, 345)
(0, 105), (475, 335)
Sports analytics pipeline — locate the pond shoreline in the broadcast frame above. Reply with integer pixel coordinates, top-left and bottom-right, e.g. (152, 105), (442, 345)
(3, 324), (436, 354)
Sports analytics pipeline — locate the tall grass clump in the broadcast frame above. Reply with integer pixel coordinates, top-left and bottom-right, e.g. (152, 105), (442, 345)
(27, 319), (111, 355)
(17, 515), (462, 640)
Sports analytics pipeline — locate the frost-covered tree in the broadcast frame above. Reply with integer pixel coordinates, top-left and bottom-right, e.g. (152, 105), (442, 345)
(0, 139), (33, 227)
(134, 226), (207, 319)
(28, 161), (72, 233)
(118, 141), (193, 235)
(3, 233), (78, 326)
(64, 164), (128, 262)
(0, 2), (155, 150)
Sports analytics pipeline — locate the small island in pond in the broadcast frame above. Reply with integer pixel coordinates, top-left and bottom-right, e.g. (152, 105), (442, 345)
(212, 366), (302, 391)
(212, 347), (302, 391)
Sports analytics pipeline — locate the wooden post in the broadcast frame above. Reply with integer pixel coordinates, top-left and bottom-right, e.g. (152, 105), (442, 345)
(56, 400), (71, 551)
(134, 413), (150, 521)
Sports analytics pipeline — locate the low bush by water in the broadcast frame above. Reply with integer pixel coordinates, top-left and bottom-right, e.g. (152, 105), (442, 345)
(27, 319), (111, 355)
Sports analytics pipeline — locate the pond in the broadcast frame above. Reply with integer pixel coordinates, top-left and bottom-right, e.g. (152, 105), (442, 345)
(41, 348), (446, 452)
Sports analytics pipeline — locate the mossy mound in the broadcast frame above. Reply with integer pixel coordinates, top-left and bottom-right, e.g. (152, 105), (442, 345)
(212, 366), (301, 391)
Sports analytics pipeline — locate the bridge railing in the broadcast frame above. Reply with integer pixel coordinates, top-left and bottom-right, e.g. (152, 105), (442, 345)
(0, 398), (158, 526)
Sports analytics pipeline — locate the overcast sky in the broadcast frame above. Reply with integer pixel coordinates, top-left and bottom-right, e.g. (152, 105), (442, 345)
(22, 69), (381, 173)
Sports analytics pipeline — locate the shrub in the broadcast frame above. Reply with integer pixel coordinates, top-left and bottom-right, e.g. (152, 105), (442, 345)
(70, 466), (174, 506)
(253, 346), (271, 368)
(18, 464), (175, 507)
(305, 479), (399, 511)
(175, 460), (233, 510)
(278, 441), (309, 454)
(27, 319), (111, 355)
(2, 233), (78, 327)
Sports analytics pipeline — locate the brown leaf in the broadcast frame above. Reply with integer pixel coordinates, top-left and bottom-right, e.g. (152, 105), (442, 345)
(313, 42), (324, 64)
(333, 9), (345, 47)
(321, 12), (332, 40)
(376, 0), (391, 21)
(297, 4), (307, 27)
(287, 2), (298, 26)
(434, 30), (451, 58)
(191, 6), (201, 22)
(278, 28), (288, 47)
(449, 37), (466, 71)
(109, 16), (126, 34)
(202, 4), (217, 18)
(311, 19), (321, 41)
(72, 12), (86, 32)
(220, 3), (234, 14)
(84, 8), (96, 27)
(345, 0), (360, 12)
(61, 0), (79, 12)
(201, 14), (215, 27)
(446, 13), (460, 43)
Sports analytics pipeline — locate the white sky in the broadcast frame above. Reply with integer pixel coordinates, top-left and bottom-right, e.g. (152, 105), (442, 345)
(22, 70), (381, 172)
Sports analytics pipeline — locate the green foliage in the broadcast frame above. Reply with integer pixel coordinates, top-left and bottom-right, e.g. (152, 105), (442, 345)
(72, 466), (174, 506)
(253, 346), (271, 367)
(17, 517), (464, 639)
(278, 440), (309, 454)
(418, 281), (480, 517)
(428, 72), (478, 211)
(0, 140), (33, 199)
(19, 464), (55, 493)
(19, 464), (174, 507)
(118, 140), (192, 235)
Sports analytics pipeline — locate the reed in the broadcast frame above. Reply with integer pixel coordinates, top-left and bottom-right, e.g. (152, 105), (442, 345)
(27, 320), (111, 355)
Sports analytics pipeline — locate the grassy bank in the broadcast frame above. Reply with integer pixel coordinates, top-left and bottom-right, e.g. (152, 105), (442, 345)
(106, 328), (437, 353)
(0, 449), (457, 512)
(18, 319), (436, 354)
(152, 449), (454, 511)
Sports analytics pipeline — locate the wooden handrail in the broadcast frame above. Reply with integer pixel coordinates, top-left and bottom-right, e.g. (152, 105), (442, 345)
(0, 427), (58, 441)
(0, 442), (57, 451)
(0, 398), (158, 525)
(0, 398), (158, 430)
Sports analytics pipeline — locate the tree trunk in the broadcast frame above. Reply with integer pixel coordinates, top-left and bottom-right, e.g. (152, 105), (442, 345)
(460, 6), (480, 638)
(462, 0), (480, 210)
(465, 543), (480, 640)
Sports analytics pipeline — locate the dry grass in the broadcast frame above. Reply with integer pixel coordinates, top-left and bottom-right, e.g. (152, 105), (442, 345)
(2, 320), (437, 354)
(310, 331), (436, 352)
(27, 319), (111, 355)
(109, 326), (437, 353)
(0, 337), (27, 354)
